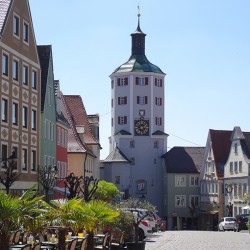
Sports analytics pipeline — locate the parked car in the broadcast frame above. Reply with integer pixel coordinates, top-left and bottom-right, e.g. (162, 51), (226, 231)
(218, 217), (237, 231)
(147, 211), (162, 232)
(235, 214), (250, 231)
(123, 208), (153, 240)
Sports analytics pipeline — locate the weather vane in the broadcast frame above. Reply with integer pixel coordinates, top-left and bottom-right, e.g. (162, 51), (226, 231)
(137, 4), (141, 18)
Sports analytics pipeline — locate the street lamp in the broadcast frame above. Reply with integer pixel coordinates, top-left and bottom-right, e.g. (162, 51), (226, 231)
(0, 151), (19, 194)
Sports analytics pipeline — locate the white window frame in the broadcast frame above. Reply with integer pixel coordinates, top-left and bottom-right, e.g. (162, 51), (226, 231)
(175, 195), (186, 207)
(190, 176), (199, 187)
(13, 58), (19, 81)
(13, 13), (20, 37)
(2, 52), (9, 77)
(22, 147), (28, 171)
(12, 102), (18, 125)
(190, 195), (199, 207)
(23, 20), (29, 44)
(32, 69), (37, 90)
(22, 64), (29, 86)
(2, 98), (8, 122)
(31, 109), (36, 130)
(22, 105), (28, 128)
(175, 175), (186, 187)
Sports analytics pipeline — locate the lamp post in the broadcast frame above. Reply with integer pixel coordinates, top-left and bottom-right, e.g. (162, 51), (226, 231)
(0, 151), (19, 194)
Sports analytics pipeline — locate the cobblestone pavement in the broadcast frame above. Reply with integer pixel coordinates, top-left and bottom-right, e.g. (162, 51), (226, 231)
(145, 230), (250, 250)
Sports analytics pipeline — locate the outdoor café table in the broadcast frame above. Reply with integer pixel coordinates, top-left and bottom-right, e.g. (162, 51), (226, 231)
(94, 234), (106, 245)
(10, 244), (27, 249)
(41, 241), (58, 250)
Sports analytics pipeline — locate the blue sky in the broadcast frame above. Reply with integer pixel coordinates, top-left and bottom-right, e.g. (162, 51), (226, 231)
(29, 0), (250, 159)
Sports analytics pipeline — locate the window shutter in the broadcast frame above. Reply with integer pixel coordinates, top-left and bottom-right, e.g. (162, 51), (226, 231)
(118, 97), (120, 105)
(145, 77), (148, 85)
(118, 117), (120, 124)
(155, 78), (157, 86)
(111, 118), (113, 127)
(137, 96), (139, 104)
(160, 79), (163, 87)
(136, 77), (139, 85)
(117, 78), (120, 86)
(155, 97), (157, 105)
(125, 77), (128, 85)
(124, 116), (127, 124)
(145, 96), (148, 104)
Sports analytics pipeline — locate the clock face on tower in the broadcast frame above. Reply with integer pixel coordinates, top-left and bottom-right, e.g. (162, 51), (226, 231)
(134, 119), (149, 136)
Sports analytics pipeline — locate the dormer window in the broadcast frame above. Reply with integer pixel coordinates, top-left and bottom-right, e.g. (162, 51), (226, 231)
(234, 143), (238, 154)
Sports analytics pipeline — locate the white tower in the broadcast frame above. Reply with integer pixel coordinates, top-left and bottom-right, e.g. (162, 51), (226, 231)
(107, 11), (168, 214)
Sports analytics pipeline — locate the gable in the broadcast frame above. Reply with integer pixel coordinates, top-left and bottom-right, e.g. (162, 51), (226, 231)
(0, 0), (40, 65)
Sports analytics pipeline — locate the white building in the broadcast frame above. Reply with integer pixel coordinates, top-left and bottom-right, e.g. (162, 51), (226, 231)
(224, 127), (250, 216)
(103, 13), (168, 215)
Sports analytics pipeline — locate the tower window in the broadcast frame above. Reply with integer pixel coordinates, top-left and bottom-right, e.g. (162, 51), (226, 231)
(118, 116), (127, 125)
(117, 77), (128, 86)
(155, 117), (162, 126)
(155, 78), (163, 87)
(118, 96), (127, 105)
(115, 176), (120, 184)
(130, 140), (135, 148)
(155, 97), (162, 106)
(137, 96), (148, 105)
(130, 157), (135, 165)
(154, 141), (159, 148)
(136, 77), (148, 86)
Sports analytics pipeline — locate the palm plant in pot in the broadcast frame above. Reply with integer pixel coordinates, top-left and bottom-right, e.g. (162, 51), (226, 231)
(118, 198), (157, 250)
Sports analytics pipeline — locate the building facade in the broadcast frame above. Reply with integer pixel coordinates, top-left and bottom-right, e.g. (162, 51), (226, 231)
(224, 127), (250, 217)
(37, 45), (57, 171)
(163, 147), (205, 230)
(199, 129), (232, 230)
(0, 0), (41, 194)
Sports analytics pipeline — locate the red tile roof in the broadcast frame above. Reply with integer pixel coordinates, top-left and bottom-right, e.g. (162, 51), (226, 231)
(61, 94), (87, 153)
(64, 95), (99, 145)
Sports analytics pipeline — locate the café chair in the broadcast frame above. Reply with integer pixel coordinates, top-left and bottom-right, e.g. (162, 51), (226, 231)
(20, 244), (32, 250)
(32, 242), (41, 250)
(66, 238), (78, 250)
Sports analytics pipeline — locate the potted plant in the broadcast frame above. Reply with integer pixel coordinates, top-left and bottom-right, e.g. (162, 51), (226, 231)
(118, 198), (157, 250)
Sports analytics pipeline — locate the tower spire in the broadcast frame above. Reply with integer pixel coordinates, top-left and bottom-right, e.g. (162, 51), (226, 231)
(137, 4), (141, 30)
